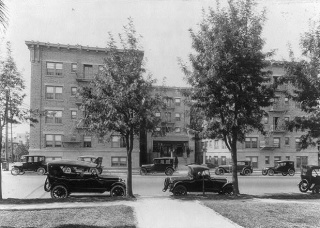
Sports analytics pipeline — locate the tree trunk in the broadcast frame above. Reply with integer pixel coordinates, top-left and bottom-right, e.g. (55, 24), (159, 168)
(231, 139), (240, 195)
(126, 129), (134, 198)
(0, 118), (2, 200)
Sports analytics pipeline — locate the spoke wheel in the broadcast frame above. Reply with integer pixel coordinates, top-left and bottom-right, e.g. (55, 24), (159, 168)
(44, 177), (51, 192)
(37, 167), (46, 175)
(51, 185), (68, 199)
(268, 169), (274, 176)
(243, 169), (251, 176)
(262, 170), (267, 176)
(140, 168), (147, 175)
(11, 167), (20, 176)
(110, 185), (126, 197)
(282, 172), (288, 176)
(223, 186), (234, 195)
(173, 185), (187, 196)
(97, 168), (103, 174)
(312, 185), (320, 194)
(165, 168), (174, 176)
(298, 179), (309, 192)
(288, 169), (295, 176)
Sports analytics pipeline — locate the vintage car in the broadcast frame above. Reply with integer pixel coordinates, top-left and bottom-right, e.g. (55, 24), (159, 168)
(215, 161), (253, 176)
(11, 155), (47, 175)
(140, 157), (175, 176)
(262, 160), (295, 176)
(162, 165), (234, 195)
(77, 155), (104, 174)
(298, 165), (320, 194)
(44, 160), (126, 198)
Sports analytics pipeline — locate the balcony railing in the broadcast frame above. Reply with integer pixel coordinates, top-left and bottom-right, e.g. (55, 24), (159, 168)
(270, 124), (287, 132)
(62, 135), (82, 143)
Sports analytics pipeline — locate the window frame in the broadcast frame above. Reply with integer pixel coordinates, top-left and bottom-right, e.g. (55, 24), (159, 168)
(175, 113), (181, 121)
(45, 110), (62, 124)
(71, 110), (77, 120)
(71, 87), (77, 96)
(175, 98), (181, 106)
(46, 62), (63, 76)
(45, 86), (63, 100)
(45, 134), (62, 148)
(245, 137), (258, 148)
(71, 63), (77, 73)
(83, 136), (92, 148)
(111, 156), (127, 167)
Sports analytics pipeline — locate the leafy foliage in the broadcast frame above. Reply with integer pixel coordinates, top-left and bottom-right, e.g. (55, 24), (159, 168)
(180, 0), (274, 194)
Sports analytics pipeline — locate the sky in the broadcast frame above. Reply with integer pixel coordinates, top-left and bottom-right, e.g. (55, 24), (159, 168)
(2, 0), (320, 134)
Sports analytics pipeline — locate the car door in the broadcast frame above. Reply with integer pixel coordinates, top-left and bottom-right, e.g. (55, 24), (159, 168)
(154, 159), (165, 172)
(237, 162), (245, 172)
(24, 156), (35, 171)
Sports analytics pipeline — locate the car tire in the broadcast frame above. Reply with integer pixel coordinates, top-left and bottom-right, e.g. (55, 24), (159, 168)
(243, 169), (251, 176)
(110, 185), (126, 197)
(44, 177), (51, 192)
(37, 167), (46, 175)
(268, 169), (274, 176)
(312, 185), (320, 194)
(222, 186), (234, 195)
(165, 168), (174, 176)
(51, 185), (69, 199)
(97, 168), (103, 174)
(173, 185), (187, 196)
(282, 172), (288, 176)
(216, 168), (225, 175)
(298, 179), (309, 193)
(288, 169), (295, 176)
(11, 167), (20, 176)
(262, 170), (267, 176)
(140, 168), (147, 175)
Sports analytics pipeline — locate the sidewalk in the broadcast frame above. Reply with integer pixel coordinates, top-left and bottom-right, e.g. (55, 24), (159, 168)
(0, 196), (242, 228)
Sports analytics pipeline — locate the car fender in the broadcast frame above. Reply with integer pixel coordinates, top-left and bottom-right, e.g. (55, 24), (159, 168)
(222, 182), (233, 190)
(172, 182), (187, 192)
(111, 181), (126, 189)
(50, 182), (69, 191)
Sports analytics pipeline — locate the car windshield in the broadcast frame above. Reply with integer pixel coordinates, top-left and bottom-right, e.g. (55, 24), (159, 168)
(187, 167), (194, 178)
(312, 168), (320, 177)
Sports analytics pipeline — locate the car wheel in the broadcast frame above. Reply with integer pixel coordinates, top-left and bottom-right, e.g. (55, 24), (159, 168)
(165, 168), (174, 176)
(312, 185), (320, 194)
(37, 167), (46, 175)
(44, 177), (51, 192)
(11, 167), (20, 176)
(288, 169), (295, 176)
(223, 186), (234, 195)
(19, 170), (25, 175)
(51, 185), (69, 199)
(216, 168), (224, 175)
(90, 168), (98, 175)
(110, 185), (126, 197)
(173, 185), (187, 196)
(282, 172), (288, 176)
(298, 179), (309, 193)
(97, 168), (103, 174)
(262, 170), (267, 176)
(140, 168), (147, 175)
(268, 169), (274, 176)
(243, 169), (251, 176)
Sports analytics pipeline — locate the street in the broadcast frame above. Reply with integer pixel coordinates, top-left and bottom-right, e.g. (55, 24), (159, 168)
(1, 170), (302, 199)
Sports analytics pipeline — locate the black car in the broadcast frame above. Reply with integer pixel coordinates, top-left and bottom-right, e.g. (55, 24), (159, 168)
(162, 165), (234, 195)
(44, 160), (126, 198)
(262, 160), (295, 176)
(140, 157), (175, 176)
(215, 161), (253, 176)
(11, 155), (47, 175)
(298, 165), (320, 194)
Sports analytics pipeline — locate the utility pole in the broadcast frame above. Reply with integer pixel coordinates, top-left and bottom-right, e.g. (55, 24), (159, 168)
(4, 90), (9, 170)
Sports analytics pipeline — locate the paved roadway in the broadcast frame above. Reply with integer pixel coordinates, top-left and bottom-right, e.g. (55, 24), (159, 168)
(1, 169), (302, 199)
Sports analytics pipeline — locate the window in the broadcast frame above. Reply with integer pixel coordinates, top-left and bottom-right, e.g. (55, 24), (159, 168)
(111, 157), (127, 167)
(286, 156), (290, 160)
(285, 137), (290, 146)
(246, 156), (258, 168)
(84, 136), (92, 147)
(45, 111), (62, 124)
(214, 140), (219, 149)
(175, 98), (181, 106)
(222, 141), (227, 149)
(165, 112), (171, 122)
(284, 117), (289, 122)
(71, 111), (77, 120)
(175, 113), (181, 121)
(295, 138), (301, 150)
(221, 156), (226, 165)
(84, 64), (93, 79)
(265, 156), (270, 165)
(264, 114), (269, 124)
(71, 87), (77, 96)
(98, 65), (104, 73)
(46, 86), (63, 100)
(175, 127), (181, 133)
(274, 156), (281, 165)
(297, 156), (308, 168)
(155, 112), (161, 117)
(155, 127), (161, 132)
(213, 156), (218, 165)
(245, 137), (258, 148)
(47, 62), (63, 76)
(284, 97), (289, 104)
(71, 63), (77, 73)
(273, 137), (280, 148)
(45, 135), (62, 147)
(111, 136), (126, 148)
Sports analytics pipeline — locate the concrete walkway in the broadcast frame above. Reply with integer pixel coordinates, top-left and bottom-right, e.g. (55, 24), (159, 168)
(0, 197), (242, 228)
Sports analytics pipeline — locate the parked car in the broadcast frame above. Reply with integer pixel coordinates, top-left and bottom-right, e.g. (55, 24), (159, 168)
(140, 157), (175, 176)
(44, 160), (126, 199)
(215, 161), (253, 176)
(298, 165), (320, 194)
(262, 160), (295, 176)
(77, 155), (104, 174)
(11, 155), (47, 175)
(162, 165), (234, 195)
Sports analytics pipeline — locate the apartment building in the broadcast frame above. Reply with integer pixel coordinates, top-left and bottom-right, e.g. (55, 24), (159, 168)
(203, 62), (320, 169)
(26, 41), (195, 168)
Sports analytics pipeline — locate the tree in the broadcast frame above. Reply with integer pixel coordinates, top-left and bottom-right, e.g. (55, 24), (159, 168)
(0, 42), (27, 199)
(180, 0), (274, 195)
(281, 20), (320, 149)
(79, 19), (162, 197)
